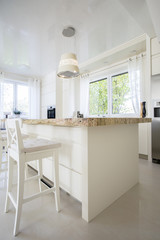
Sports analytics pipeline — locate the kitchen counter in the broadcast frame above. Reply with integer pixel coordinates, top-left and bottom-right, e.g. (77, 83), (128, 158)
(22, 118), (151, 222)
(23, 117), (151, 127)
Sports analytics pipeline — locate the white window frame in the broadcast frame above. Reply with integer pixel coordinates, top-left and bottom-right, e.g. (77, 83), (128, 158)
(89, 65), (137, 117)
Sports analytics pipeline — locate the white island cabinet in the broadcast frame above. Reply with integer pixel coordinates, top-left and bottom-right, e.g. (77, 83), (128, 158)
(23, 117), (151, 222)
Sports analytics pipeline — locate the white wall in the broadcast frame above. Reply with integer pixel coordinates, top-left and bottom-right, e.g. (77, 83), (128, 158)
(56, 76), (63, 118)
(41, 72), (80, 119)
(62, 78), (80, 118)
(41, 71), (56, 118)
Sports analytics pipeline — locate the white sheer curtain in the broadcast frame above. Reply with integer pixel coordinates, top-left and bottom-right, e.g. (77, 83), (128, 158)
(128, 54), (143, 116)
(0, 72), (4, 119)
(28, 78), (40, 119)
(80, 74), (90, 118)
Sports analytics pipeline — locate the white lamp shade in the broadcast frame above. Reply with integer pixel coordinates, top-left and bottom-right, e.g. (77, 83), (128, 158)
(57, 53), (80, 78)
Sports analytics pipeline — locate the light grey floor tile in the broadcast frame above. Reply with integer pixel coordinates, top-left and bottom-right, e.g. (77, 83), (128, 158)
(0, 158), (160, 240)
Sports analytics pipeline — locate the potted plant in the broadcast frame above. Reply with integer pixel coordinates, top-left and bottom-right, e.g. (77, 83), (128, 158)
(13, 109), (21, 118)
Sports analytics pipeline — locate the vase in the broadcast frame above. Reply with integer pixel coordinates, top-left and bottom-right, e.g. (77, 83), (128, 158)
(140, 102), (146, 118)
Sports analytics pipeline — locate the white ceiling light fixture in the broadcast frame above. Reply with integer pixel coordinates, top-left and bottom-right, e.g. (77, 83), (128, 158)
(57, 26), (80, 78)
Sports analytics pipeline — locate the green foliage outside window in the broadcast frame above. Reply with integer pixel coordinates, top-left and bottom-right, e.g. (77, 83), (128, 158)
(112, 73), (133, 114)
(89, 79), (108, 115)
(89, 72), (134, 116)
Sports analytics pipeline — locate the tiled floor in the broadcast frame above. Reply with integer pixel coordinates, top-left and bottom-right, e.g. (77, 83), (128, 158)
(0, 157), (160, 240)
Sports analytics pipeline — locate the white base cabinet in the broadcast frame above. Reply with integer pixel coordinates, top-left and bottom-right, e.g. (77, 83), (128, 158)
(24, 124), (84, 202)
(59, 165), (82, 201)
(138, 123), (148, 156)
(23, 123), (140, 222)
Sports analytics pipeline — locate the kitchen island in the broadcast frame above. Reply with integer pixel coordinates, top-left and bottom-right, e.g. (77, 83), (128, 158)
(23, 118), (151, 222)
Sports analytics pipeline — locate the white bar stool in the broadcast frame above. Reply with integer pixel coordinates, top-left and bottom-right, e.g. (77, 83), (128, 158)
(0, 129), (7, 172)
(5, 119), (61, 236)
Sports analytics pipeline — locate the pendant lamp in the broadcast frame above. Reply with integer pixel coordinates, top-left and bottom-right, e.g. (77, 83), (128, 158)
(57, 27), (80, 78)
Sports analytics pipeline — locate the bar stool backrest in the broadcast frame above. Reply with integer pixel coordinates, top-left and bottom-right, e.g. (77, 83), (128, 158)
(6, 119), (24, 154)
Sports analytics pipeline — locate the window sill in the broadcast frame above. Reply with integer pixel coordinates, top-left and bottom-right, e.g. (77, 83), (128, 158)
(89, 114), (138, 118)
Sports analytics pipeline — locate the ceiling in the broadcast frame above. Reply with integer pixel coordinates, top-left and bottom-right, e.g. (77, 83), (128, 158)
(0, 0), (159, 78)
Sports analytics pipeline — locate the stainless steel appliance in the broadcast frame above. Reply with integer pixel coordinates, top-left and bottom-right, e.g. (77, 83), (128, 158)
(47, 106), (56, 119)
(152, 100), (160, 163)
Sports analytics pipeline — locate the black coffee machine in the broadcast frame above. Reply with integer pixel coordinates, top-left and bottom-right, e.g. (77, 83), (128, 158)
(47, 106), (56, 119)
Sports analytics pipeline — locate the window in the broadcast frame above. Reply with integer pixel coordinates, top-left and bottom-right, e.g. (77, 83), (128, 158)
(3, 82), (14, 113)
(17, 84), (29, 114)
(89, 72), (135, 116)
(112, 73), (134, 114)
(1, 80), (29, 117)
(89, 78), (108, 116)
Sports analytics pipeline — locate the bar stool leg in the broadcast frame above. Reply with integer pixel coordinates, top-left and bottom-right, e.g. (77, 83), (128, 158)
(14, 157), (25, 236)
(5, 147), (7, 162)
(37, 158), (42, 192)
(25, 163), (29, 180)
(5, 155), (14, 213)
(53, 150), (60, 212)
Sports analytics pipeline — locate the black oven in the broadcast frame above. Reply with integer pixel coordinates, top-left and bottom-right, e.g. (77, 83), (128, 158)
(154, 107), (160, 117)
(47, 106), (56, 119)
(152, 100), (160, 164)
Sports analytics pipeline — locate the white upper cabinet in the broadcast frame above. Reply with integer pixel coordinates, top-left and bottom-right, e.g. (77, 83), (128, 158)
(151, 37), (160, 75)
(151, 38), (160, 55)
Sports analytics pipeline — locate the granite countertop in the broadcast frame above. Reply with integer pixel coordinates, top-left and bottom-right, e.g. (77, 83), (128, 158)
(22, 118), (152, 127)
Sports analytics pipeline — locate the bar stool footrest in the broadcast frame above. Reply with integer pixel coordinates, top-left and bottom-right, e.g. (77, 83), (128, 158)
(23, 187), (56, 204)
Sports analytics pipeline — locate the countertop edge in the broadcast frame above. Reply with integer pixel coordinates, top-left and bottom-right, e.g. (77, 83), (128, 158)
(22, 118), (152, 127)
